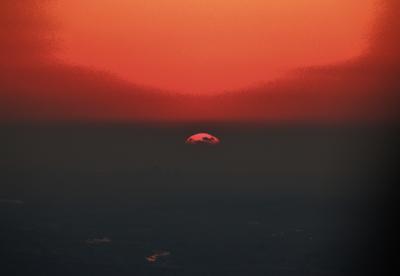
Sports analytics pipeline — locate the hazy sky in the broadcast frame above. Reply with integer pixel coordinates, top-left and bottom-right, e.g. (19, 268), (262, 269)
(0, 0), (398, 122)
(52, 0), (375, 93)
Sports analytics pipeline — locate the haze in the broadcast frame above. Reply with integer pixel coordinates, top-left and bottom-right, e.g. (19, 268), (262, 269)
(1, 0), (398, 122)
(53, 0), (375, 93)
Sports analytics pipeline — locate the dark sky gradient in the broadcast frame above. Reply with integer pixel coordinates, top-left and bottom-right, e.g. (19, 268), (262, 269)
(0, 0), (399, 123)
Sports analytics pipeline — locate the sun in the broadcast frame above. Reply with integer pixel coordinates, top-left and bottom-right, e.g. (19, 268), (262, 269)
(186, 133), (220, 145)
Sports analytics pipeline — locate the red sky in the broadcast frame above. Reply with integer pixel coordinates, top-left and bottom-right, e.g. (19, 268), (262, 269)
(0, 0), (399, 122)
(52, 0), (375, 93)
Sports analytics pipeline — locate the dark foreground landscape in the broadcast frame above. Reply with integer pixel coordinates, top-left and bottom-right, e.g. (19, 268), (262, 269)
(0, 123), (398, 275)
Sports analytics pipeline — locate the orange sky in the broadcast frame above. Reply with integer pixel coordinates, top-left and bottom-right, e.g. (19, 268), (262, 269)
(52, 0), (375, 94)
